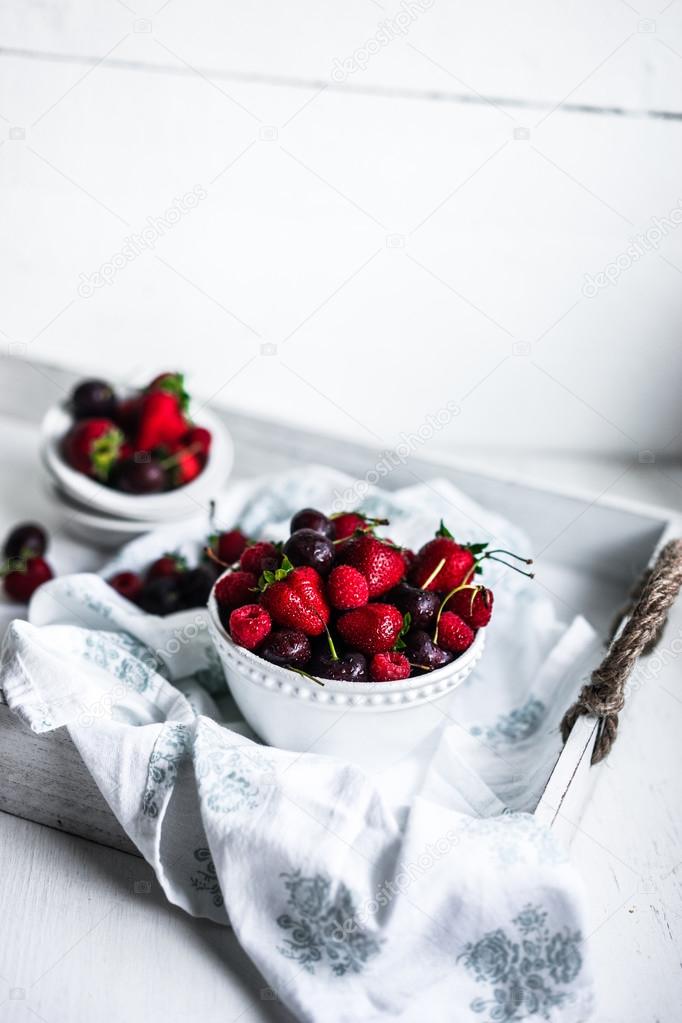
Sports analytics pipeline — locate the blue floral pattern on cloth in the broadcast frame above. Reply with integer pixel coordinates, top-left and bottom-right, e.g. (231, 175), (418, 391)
(82, 631), (158, 693)
(142, 722), (191, 818)
(194, 726), (275, 816)
(458, 904), (582, 1021)
(190, 846), (224, 908)
(470, 697), (546, 746)
(459, 813), (567, 868)
(276, 871), (383, 976)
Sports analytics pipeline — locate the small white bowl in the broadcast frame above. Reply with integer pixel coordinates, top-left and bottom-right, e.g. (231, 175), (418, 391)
(207, 579), (485, 770)
(42, 479), (206, 549)
(41, 402), (233, 522)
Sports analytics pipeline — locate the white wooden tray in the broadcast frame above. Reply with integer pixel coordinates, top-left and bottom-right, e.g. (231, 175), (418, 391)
(0, 354), (679, 857)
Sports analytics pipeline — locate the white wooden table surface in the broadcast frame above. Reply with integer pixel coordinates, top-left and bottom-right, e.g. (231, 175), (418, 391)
(0, 415), (681, 1023)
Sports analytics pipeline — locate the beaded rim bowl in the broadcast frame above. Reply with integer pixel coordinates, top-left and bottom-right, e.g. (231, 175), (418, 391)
(207, 574), (485, 712)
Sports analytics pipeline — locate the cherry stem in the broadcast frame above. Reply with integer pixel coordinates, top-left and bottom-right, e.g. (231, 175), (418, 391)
(209, 499), (217, 531)
(291, 667), (325, 688)
(204, 545), (231, 570)
(323, 621), (339, 662)
(420, 557), (446, 591)
(483, 549), (533, 565)
(159, 441), (203, 470)
(486, 554), (534, 579)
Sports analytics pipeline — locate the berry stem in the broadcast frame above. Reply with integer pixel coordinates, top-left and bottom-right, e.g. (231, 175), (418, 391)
(322, 621), (339, 661)
(485, 554), (534, 579)
(291, 668), (325, 688)
(204, 545), (231, 570)
(421, 557), (446, 591)
(159, 441), (203, 470)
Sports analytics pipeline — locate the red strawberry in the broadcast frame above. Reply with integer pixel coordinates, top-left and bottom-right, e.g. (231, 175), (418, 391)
(240, 541), (279, 576)
(446, 586), (494, 628)
(370, 651), (411, 682)
(402, 548), (416, 573)
(338, 535), (405, 597)
(436, 611), (475, 653)
(136, 391), (188, 452)
(215, 570), (258, 611)
(147, 371), (189, 411)
(337, 603), (403, 654)
(327, 565), (369, 610)
(332, 512), (367, 541)
(147, 553), (186, 581)
(229, 604), (271, 650)
(3, 556), (53, 602)
(213, 529), (248, 564)
(260, 566), (329, 636)
(331, 512), (388, 541)
(63, 418), (123, 480)
(411, 523), (476, 592)
(108, 571), (143, 603)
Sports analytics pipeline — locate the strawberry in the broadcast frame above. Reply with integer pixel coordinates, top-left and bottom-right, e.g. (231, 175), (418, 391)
(215, 570), (258, 611)
(370, 651), (410, 682)
(260, 566), (329, 636)
(147, 371), (189, 411)
(436, 611), (475, 654)
(240, 541), (279, 576)
(108, 571), (143, 603)
(136, 391), (188, 452)
(337, 603), (403, 654)
(229, 604), (271, 650)
(331, 512), (388, 541)
(445, 586), (494, 629)
(63, 418), (123, 480)
(331, 512), (367, 541)
(212, 529), (248, 564)
(410, 522), (477, 591)
(338, 535), (405, 597)
(327, 565), (369, 610)
(3, 556), (53, 602)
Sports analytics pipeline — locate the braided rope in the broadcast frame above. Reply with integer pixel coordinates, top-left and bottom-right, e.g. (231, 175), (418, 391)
(560, 538), (682, 764)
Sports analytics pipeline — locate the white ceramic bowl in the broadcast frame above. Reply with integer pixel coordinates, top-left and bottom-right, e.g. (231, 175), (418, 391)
(41, 403), (233, 522)
(207, 579), (485, 770)
(42, 479), (206, 549)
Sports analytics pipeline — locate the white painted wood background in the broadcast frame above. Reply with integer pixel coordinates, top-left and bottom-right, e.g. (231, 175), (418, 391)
(1, 0), (682, 459)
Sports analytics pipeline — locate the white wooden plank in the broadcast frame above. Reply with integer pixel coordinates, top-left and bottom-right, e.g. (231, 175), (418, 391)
(0, 811), (295, 1023)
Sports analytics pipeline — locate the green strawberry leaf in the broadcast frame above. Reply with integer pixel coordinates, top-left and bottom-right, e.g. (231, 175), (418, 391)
(466, 542), (489, 555)
(436, 519), (454, 539)
(153, 372), (189, 411)
(394, 611), (412, 650)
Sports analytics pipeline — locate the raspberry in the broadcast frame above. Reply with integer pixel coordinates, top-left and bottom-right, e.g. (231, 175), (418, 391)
(369, 652), (411, 682)
(240, 541), (278, 576)
(437, 611), (475, 654)
(215, 571), (257, 612)
(229, 604), (271, 650)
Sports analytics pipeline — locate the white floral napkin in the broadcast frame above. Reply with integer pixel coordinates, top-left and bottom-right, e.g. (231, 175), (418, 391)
(0, 466), (598, 1022)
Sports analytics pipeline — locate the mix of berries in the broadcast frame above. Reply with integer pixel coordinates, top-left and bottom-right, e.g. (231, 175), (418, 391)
(1, 522), (54, 602)
(213, 508), (533, 684)
(61, 372), (212, 494)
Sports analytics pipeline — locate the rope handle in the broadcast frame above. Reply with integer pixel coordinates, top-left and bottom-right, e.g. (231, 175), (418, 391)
(560, 538), (682, 764)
